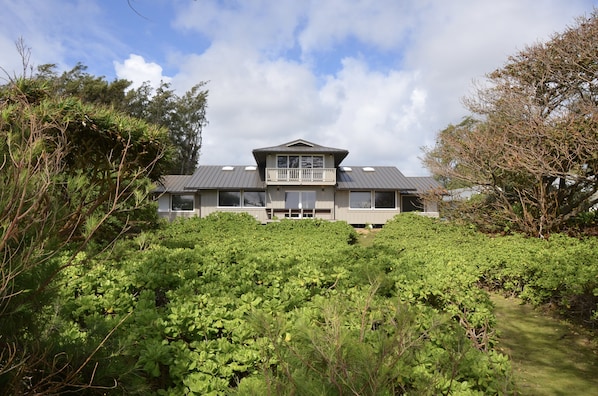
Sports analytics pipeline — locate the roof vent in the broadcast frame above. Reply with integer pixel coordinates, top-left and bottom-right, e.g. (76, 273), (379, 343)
(222, 166), (235, 171)
(341, 166), (352, 172)
(245, 166), (257, 171)
(363, 167), (375, 172)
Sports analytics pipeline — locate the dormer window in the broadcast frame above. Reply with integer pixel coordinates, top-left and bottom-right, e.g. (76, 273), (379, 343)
(277, 155), (324, 169)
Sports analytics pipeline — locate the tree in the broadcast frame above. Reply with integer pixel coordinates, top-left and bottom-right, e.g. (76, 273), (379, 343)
(126, 81), (208, 174)
(37, 64), (208, 175)
(423, 11), (598, 236)
(0, 74), (171, 393)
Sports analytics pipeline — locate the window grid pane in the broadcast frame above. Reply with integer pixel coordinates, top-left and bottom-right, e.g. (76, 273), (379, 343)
(243, 191), (266, 207)
(219, 191), (241, 207)
(172, 195), (194, 211)
(350, 191), (372, 208)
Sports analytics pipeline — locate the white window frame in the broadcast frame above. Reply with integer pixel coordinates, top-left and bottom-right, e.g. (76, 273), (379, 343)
(218, 191), (266, 208)
(349, 191), (397, 210)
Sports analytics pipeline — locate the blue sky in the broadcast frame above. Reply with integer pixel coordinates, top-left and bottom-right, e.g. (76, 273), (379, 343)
(2, 0), (597, 175)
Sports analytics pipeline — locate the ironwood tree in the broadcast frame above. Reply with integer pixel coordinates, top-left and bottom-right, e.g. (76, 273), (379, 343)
(36, 63), (208, 175)
(423, 11), (598, 236)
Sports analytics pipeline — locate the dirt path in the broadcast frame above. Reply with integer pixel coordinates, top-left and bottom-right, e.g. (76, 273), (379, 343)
(490, 293), (598, 395)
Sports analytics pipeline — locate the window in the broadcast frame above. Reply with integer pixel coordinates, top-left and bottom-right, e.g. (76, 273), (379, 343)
(243, 191), (266, 207)
(402, 195), (423, 212)
(285, 191), (316, 209)
(219, 191), (266, 207)
(171, 194), (194, 211)
(350, 191), (372, 208)
(219, 191), (241, 207)
(277, 155), (324, 168)
(375, 191), (396, 209)
(350, 191), (397, 209)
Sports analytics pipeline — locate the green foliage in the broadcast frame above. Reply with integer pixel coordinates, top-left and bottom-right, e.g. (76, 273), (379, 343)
(48, 214), (517, 394)
(0, 75), (171, 394)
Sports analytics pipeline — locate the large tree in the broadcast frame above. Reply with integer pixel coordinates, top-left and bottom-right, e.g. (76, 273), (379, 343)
(37, 64), (208, 175)
(423, 11), (598, 236)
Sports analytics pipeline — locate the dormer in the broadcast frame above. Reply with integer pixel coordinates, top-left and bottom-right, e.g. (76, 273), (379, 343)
(252, 139), (349, 186)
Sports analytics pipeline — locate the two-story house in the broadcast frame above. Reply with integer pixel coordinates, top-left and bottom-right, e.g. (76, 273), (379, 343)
(154, 139), (442, 225)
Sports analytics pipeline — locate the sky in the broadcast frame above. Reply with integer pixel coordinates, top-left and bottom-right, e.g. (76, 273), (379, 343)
(1, 0), (596, 175)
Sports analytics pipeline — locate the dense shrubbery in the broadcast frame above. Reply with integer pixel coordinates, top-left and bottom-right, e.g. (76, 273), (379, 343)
(35, 213), (598, 394)
(43, 213), (522, 394)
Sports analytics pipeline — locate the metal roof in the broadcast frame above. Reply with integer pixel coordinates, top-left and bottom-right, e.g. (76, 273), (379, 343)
(252, 139), (349, 168)
(185, 165), (265, 190)
(154, 175), (193, 193)
(155, 167), (440, 194)
(405, 177), (444, 194)
(336, 166), (416, 191)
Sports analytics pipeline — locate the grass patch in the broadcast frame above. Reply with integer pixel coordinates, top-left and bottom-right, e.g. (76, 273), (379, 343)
(491, 293), (598, 395)
(355, 227), (380, 247)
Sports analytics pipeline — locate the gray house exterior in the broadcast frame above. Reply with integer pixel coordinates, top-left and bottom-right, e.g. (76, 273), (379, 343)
(154, 139), (441, 225)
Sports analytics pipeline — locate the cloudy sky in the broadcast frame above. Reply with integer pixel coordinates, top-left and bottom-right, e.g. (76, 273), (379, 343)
(1, 0), (596, 175)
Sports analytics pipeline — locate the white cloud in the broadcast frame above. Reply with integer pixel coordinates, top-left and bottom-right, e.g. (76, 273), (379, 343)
(114, 54), (171, 89)
(2, 0), (596, 176)
(299, 0), (423, 54)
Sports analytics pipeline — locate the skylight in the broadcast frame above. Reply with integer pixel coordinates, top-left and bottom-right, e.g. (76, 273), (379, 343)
(245, 166), (257, 171)
(341, 166), (352, 172)
(363, 167), (375, 172)
(222, 166), (234, 171)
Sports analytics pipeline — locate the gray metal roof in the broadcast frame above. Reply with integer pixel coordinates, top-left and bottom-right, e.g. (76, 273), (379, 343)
(154, 175), (193, 193)
(405, 177), (444, 194)
(252, 139), (349, 168)
(336, 166), (416, 191)
(185, 165), (265, 190)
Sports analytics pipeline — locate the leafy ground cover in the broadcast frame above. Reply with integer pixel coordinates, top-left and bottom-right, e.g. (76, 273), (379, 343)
(491, 293), (598, 396)
(40, 213), (598, 394)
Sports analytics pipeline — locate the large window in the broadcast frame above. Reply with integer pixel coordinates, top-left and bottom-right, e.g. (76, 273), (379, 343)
(350, 191), (397, 209)
(243, 191), (266, 207)
(285, 191), (316, 209)
(219, 191), (265, 207)
(375, 191), (396, 208)
(171, 194), (194, 211)
(402, 195), (423, 212)
(277, 155), (324, 169)
(350, 191), (372, 208)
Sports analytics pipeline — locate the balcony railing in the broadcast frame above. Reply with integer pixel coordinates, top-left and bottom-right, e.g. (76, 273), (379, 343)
(265, 168), (336, 185)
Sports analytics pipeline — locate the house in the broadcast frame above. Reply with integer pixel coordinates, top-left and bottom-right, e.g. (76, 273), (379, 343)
(154, 139), (441, 226)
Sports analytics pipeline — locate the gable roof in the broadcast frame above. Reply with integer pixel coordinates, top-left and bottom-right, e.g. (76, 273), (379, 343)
(252, 139), (349, 168)
(336, 166), (416, 191)
(184, 165), (265, 190)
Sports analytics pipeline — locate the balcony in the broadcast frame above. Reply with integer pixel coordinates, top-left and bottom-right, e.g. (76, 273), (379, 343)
(265, 168), (336, 185)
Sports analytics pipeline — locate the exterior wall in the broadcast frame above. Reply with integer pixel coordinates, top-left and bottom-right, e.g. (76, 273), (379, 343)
(157, 188), (439, 224)
(423, 198), (439, 215)
(334, 190), (402, 225)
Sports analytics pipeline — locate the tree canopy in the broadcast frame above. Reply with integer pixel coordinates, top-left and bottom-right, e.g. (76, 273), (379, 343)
(37, 63), (208, 175)
(423, 11), (598, 236)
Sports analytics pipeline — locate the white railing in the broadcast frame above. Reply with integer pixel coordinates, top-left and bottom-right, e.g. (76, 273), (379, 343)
(266, 168), (336, 184)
